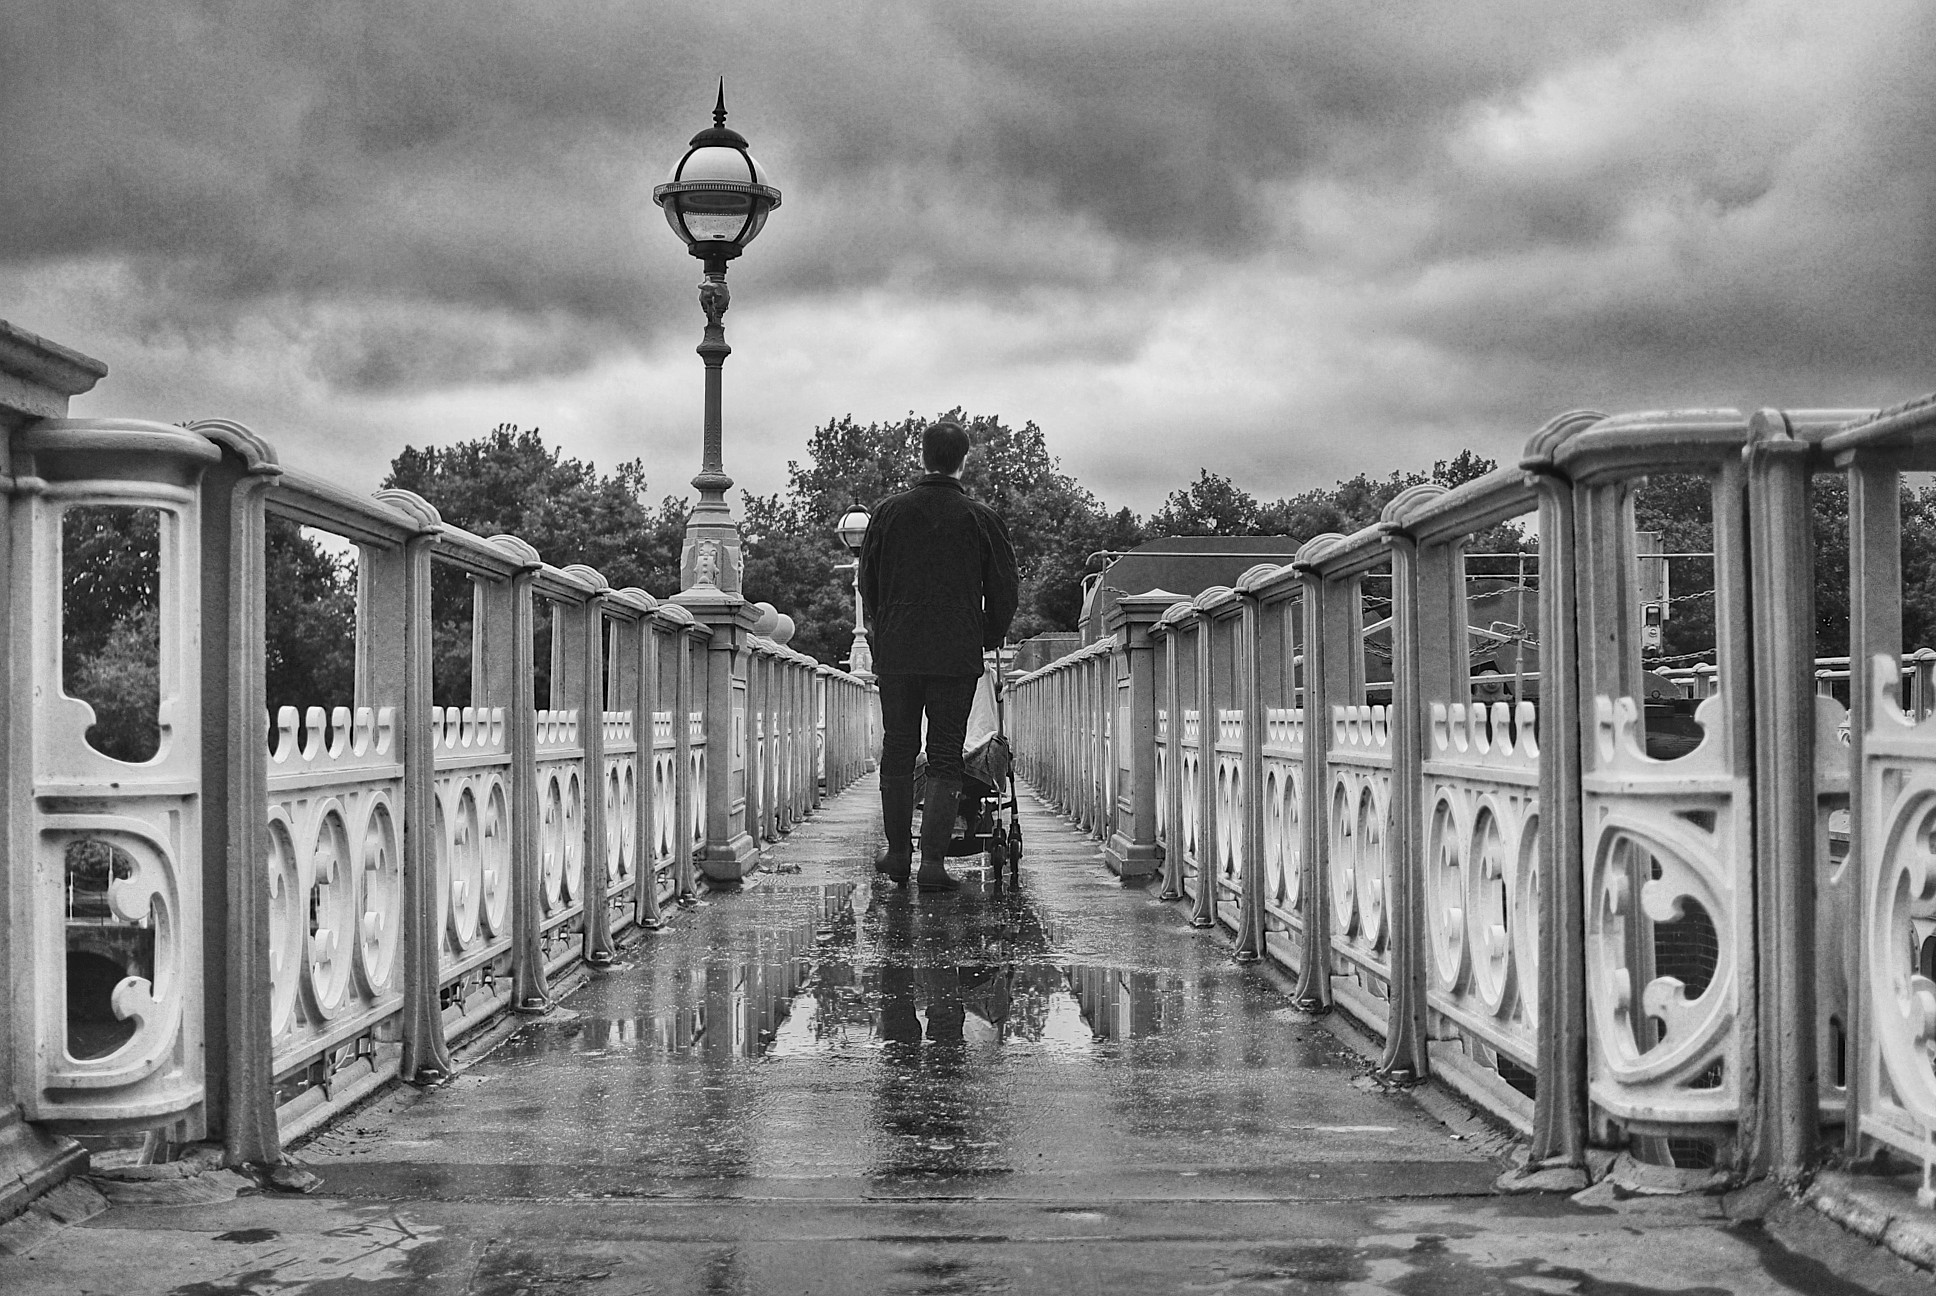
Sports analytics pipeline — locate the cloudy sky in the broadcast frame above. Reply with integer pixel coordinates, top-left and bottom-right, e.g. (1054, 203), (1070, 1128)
(4, 0), (1932, 516)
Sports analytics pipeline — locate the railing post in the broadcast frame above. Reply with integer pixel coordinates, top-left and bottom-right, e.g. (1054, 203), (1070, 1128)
(1191, 594), (1222, 929)
(1233, 574), (1273, 963)
(558, 567), (615, 966)
(674, 594), (762, 883)
(1378, 488), (1447, 1081)
(1744, 411), (1823, 1180)
(192, 421), (283, 1163)
(1158, 606), (1189, 901)
(1103, 594), (1174, 881)
(362, 491), (457, 1072)
(1841, 450), (1901, 1157)
(1292, 540), (1337, 1011)
(1521, 415), (1597, 1169)
(611, 589), (666, 932)
(481, 538), (549, 1011)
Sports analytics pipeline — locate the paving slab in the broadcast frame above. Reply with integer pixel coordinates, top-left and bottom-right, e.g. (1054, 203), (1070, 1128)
(2, 776), (1929, 1294)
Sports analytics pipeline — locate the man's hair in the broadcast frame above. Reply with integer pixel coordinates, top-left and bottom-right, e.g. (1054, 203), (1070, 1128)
(922, 420), (971, 475)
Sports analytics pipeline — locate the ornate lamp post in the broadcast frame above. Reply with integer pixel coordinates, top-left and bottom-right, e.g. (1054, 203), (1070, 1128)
(653, 82), (782, 596)
(834, 504), (873, 675)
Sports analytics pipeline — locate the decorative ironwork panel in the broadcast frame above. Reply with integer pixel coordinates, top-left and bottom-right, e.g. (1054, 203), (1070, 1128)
(1422, 700), (1541, 1089)
(265, 706), (406, 1086)
(1857, 657), (1936, 1204)
(1582, 693), (1745, 1136)
(1328, 704), (1395, 999)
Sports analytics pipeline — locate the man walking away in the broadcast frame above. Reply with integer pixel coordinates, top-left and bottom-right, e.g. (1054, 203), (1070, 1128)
(859, 419), (1020, 891)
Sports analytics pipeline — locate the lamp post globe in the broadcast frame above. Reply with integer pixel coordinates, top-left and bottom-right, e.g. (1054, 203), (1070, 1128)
(835, 505), (870, 555)
(654, 82), (782, 598)
(833, 504), (873, 675)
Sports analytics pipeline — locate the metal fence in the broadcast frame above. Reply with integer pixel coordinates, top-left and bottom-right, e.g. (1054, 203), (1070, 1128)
(1014, 401), (1936, 1200)
(0, 391), (875, 1177)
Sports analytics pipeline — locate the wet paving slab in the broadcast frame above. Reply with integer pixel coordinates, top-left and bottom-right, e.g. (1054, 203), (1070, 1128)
(6, 779), (1932, 1293)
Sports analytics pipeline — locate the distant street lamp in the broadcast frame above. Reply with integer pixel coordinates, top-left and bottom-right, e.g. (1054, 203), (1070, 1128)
(835, 504), (873, 675)
(654, 82), (782, 596)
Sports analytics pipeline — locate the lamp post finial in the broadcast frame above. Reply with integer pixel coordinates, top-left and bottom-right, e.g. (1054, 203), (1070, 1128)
(714, 79), (727, 129)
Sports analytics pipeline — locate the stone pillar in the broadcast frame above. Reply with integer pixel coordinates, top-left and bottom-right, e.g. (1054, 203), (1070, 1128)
(189, 419), (284, 1166)
(1744, 410), (1822, 1181)
(1103, 593), (1177, 880)
(672, 589), (761, 883)
(0, 322), (103, 1219)
(1377, 488), (1449, 1082)
(1292, 537), (1343, 1012)
(558, 566), (615, 965)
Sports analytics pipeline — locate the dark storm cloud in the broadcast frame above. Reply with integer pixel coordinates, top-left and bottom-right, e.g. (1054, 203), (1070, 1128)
(1, 2), (1729, 311)
(3, 0), (1932, 506)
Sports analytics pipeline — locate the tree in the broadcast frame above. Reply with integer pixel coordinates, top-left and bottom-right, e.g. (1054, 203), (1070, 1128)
(383, 425), (687, 705)
(1149, 454), (1527, 555)
(1150, 470), (1260, 536)
(263, 515), (357, 721)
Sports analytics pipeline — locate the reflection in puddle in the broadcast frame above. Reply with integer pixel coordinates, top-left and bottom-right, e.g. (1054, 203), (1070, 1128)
(507, 882), (1193, 1060)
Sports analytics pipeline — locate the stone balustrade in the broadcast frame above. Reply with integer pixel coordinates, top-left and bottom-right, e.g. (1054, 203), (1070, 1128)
(1013, 399), (1936, 1204)
(0, 324), (876, 1210)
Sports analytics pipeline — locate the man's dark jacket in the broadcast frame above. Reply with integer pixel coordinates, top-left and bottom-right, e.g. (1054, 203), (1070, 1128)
(859, 474), (1019, 677)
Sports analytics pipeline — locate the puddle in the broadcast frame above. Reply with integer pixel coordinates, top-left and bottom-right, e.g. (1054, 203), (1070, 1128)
(501, 882), (1199, 1059)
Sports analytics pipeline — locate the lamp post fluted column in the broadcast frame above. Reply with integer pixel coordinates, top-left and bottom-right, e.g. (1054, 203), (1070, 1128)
(682, 264), (741, 593)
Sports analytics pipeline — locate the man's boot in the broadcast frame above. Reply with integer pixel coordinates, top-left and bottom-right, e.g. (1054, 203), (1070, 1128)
(875, 775), (914, 885)
(916, 779), (962, 892)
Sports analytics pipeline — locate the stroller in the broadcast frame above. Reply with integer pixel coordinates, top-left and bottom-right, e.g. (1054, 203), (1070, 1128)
(912, 659), (1025, 886)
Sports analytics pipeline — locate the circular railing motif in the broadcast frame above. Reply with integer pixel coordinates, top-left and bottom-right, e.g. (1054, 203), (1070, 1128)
(1263, 767), (1285, 905)
(617, 761), (637, 881)
(1871, 785), (1936, 1127)
(432, 792), (451, 957)
(1357, 782), (1389, 949)
(1469, 799), (1514, 1014)
(447, 783), (483, 946)
(1154, 746), (1168, 846)
(654, 752), (675, 865)
(1514, 811), (1541, 1028)
(1329, 776), (1357, 933)
(1180, 751), (1199, 869)
(356, 797), (400, 994)
(1283, 767), (1302, 912)
(605, 764), (622, 884)
(480, 777), (510, 938)
(306, 803), (355, 1018)
(561, 770), (584, 904)
(266, 811), (301, 1037)
(1428, 794), (1466, 990)
(540, 772), (565, 913)
(690, 749), (707, 851)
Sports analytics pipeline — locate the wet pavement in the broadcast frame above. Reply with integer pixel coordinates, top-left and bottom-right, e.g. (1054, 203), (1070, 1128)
(4, 776), (1931, 1294)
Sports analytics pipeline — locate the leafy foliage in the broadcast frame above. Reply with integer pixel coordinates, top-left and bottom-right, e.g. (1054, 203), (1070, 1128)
(381, 424), (688, 704)
(1150, 451), (1531, 556)
(263, 516), (357, 719)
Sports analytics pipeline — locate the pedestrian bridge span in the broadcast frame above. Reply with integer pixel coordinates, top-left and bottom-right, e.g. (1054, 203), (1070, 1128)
(4, 323), (1936, 1284)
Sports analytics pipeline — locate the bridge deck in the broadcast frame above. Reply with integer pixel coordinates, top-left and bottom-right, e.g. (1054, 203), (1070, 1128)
(3, 780), (1922, 1293)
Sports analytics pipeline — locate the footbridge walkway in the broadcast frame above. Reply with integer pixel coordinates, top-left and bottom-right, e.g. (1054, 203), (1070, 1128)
(5, 326), (1936, 1288)
(5, 775), (1922, 1294)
